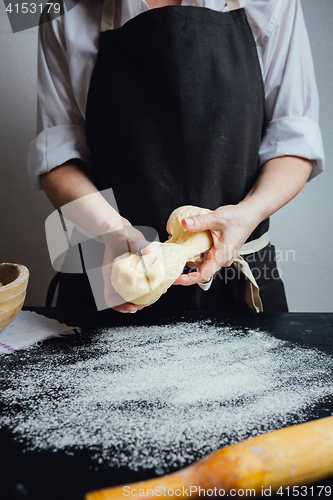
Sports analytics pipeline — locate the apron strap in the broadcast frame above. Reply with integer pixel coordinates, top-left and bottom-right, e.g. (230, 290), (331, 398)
(226, 0), (241, 10)
(198, 231), (269, 313)
(235, 231), (269, 313)
(238, 231), (269, 256)
(101, 0), (116, 32)
(233, 255), (263, 313)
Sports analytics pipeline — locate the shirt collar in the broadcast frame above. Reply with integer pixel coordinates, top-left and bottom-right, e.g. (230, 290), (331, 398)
(119, 0), (227, 27)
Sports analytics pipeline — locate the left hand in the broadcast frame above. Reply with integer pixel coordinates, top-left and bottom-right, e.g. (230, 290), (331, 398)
(173, 204), (258, 286)
(102, 223), (159, 313)
(174, 156), (313, 287)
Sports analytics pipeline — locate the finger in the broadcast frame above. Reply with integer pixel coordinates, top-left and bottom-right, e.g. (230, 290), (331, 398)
(186, 262), (200, 269)
(140, 242), (156, 255)
(104, 285), (138, 312)
(103, 264), (158, 312)
(116, 294), (161, 312)
(189, 245), (226, 281)
(186, 256), (205, 268)
(112, 303), (138, 313)
(123, 226), (147, 255)
(137, 295), (162, 307)
(102, 263), (136, 312)
(127, 237), (148, 255)
(105, 286), (138, 312)
(197, 255), (223, 279)
(173, 271), (211, 286)
(127, 237), (155, 256)
(182, 212), (220, 233)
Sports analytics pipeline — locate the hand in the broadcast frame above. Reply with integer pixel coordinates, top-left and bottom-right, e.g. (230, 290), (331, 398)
(101, 222), (159, 313)
(173, 204), (258, 286)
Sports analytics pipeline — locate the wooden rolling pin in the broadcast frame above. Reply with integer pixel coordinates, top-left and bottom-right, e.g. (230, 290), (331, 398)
(85, 416), (333, 499)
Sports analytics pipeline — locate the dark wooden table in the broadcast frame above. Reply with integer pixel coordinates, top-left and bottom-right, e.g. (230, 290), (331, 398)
(0, 308), (333, 500)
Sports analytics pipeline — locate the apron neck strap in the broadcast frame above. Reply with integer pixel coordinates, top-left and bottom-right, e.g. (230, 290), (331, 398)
(101, 0), (116, 32)
(101, 0), (242, 32)
(226, 0), (241, 10)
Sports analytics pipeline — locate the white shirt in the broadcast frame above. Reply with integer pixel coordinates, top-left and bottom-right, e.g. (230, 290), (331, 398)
(27, 0), (325, 189)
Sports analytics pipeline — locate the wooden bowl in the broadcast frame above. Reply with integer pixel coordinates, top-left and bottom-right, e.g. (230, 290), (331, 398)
(0, 263), (29, 332)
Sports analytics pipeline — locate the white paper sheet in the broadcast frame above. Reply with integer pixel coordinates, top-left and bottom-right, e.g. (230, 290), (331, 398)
(0, 311), (78, 354)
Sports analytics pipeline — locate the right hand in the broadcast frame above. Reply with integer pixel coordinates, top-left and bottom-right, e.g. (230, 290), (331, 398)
(101, 221), (158, 313)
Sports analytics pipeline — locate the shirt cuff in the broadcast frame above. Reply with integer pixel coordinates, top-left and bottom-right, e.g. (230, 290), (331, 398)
(259, 116), (325, 181)
(27, 124), (93, 190)
(197, 277), (213, 292)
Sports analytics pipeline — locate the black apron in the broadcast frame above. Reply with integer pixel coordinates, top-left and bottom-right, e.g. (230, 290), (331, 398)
(55, 3), (288, 313)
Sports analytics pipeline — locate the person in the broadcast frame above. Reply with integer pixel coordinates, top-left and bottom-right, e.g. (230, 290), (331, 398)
(28, 0), (324, 314)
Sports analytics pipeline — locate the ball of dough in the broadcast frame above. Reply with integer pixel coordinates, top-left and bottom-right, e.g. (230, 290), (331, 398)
(111, 206), (213, 305)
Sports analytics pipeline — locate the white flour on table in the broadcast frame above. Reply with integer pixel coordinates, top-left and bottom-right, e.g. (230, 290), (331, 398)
(0, 320), (332, 474)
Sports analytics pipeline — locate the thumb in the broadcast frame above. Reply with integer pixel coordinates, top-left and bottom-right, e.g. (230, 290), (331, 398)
(128, 237), (151, 255)
(182, 212), (218, 232)
(124, 226), (151, 255)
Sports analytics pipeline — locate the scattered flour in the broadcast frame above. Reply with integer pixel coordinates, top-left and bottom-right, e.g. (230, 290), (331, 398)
(0, 320), (332, 474)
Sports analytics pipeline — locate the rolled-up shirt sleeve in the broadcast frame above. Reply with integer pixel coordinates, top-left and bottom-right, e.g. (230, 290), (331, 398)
(28, 10), (93, 190)
(258, 0), (325, 180)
